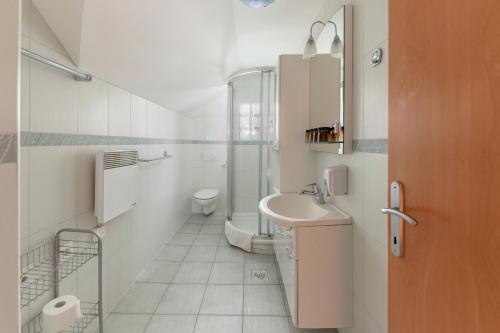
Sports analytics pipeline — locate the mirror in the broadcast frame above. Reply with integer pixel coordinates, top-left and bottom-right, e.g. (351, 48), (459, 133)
(308, 5), (352, 154)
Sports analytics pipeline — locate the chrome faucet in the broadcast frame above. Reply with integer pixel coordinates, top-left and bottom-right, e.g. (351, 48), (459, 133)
(301, 183), (326, 204)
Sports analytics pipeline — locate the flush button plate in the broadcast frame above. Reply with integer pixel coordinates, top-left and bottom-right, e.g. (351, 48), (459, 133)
(390, 181), (403, 257)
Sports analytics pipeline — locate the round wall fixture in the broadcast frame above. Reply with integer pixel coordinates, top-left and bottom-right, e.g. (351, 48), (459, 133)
(240, 0), (275, 8)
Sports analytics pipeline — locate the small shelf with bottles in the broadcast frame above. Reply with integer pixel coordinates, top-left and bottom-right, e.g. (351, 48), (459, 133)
(305, 123), (344, 144)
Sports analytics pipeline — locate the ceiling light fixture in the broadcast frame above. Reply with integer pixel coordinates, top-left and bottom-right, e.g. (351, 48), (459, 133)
(303, 20), (343, 59)
(240, 0), (275, 9)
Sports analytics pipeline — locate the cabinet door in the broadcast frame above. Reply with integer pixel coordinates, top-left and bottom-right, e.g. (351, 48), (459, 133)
(274, 224), (297, 324)
(296, 225), (352, 328)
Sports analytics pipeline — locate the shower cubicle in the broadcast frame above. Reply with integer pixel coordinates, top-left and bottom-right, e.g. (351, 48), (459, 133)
(226, 67), (278, 241)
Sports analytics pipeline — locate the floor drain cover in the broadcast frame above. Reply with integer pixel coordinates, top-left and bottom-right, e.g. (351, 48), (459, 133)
(251, 269), (269, 281)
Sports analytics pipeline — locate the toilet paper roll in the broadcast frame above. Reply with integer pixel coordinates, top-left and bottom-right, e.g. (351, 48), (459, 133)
(42, 295), (82, 333)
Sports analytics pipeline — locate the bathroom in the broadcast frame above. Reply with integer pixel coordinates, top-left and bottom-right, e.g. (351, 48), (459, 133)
(1, 0), (499, 333)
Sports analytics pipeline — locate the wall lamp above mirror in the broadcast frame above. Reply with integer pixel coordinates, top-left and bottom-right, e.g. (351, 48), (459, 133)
(303, 20), (343, 59)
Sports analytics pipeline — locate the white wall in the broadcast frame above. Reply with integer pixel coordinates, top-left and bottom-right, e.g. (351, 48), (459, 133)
(20, 1), (193, 328)
(314, 1), (388, 333)
(189, 87), (227, 215)
(0, 0), (20, 332)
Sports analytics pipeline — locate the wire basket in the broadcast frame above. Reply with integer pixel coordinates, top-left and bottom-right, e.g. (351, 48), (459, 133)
(24, 302), (99, 333)
(20, 238), (99, 308)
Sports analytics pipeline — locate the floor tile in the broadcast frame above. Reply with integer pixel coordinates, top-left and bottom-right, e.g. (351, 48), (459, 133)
(169, 232), (197, 245)
(244, 252), (275, 263)
(173, 262), (213, 283)
(137, 261), (181, 283)
(243, 316), (290, 333)
(209, 263), (244, 284)
(244, 262), (280, 284)
(199, 225), (224, 234)
(156, 284), (206, 314)
(219, 237), (230, 247)
(195, 315), (243, 333)
(200, 284), (243, 315)
(187, 214), (206, 224)
(145, 315), (197, 333)
(178, 223), (202, 234)
(113, 283), (167, 314)
(244, 285), (287, 316)
(289, 318), (338, 333)
(156, 245), (190, 261)
(215, 246), (245, 263)
(205, 214), (226, 225)
(185, 246), (217, 262)
(194, 234), (221, 246)
(102, 314), (151, 333)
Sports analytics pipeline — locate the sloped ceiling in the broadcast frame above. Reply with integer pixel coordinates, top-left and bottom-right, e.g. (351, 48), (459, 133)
(33, 0), (327, 113)
(32, 0), (85, 64)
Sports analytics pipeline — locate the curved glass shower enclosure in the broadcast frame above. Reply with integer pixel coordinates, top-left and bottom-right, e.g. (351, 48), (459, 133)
(226, 67), (277, 240)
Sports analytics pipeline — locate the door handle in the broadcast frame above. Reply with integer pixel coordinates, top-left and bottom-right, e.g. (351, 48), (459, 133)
(382, 181), (417, 257)
(381, 208), (417, 226)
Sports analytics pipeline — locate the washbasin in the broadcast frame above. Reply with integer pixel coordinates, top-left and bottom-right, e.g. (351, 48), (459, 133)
(259, 193), (352, 227)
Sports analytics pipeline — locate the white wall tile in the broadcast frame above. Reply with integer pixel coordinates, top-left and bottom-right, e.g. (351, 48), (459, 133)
(350, 0), (365, 63)
(353, 60), (364, 140)
(109, 85), (131, 137)
(20, 148), (30, 241)
(146, 101), (158, 138)
(76, 146), (100, 215)
(29, 147), (77, 234)
(363, 41), (387, 139)
(364, 311), (384, 333)
(363, 0), (387, 54)
(21, 58), (30, 131)
(363, 233), (388, 333)
(362, 153), (388, 245)
(30, 60), (77, 134)
(131, 95), (147, 137)
(77, 78), (108, 135)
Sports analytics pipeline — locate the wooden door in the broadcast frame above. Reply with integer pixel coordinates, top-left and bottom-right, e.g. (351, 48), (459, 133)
(389, 0), (500, 332)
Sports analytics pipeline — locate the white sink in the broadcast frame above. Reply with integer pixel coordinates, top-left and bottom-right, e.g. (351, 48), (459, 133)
(259, 193), (352, 227)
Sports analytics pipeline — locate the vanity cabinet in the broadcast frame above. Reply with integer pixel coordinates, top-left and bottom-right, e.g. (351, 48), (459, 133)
(274, 222), (352, 329)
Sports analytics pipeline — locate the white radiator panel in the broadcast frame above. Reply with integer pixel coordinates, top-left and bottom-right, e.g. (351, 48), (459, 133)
(95, 150), (138, 224)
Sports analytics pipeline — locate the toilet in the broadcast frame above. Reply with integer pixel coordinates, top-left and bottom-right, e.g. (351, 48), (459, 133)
(194, 189), (218, 215)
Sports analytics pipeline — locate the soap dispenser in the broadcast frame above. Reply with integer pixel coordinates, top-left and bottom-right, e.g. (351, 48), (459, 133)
(323, 165), (348, 196)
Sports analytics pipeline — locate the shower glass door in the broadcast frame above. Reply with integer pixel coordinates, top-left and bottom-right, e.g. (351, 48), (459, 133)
(226, 68), (277, 236)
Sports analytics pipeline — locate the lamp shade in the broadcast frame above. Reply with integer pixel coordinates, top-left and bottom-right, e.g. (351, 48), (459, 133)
(303, 36), (317, 59)
(330, 35), (343, 58)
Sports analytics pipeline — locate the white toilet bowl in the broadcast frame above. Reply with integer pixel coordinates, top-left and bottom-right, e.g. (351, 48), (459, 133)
(194, 189), (218, 215)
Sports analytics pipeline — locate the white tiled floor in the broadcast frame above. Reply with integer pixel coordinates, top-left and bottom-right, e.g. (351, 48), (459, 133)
(103, 214), (338, 333)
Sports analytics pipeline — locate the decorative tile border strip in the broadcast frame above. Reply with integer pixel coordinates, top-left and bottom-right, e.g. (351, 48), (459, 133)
(0, 132), (387, 164)
(18, 132), (273, 147)
(0, 133), (17, 164)
(353, 139), (387, 154)
(20, 132), (196, 146)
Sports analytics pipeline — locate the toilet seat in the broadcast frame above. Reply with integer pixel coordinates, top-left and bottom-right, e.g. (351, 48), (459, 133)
(194, 189), (218, 200)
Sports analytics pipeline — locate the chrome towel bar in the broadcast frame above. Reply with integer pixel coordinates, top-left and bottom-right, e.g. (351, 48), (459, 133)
(138, 150), (173, 162)
(21, 48), (93, 82)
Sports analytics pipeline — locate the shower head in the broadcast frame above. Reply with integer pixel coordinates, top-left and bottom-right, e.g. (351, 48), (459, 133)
(240, 0), (275, 9)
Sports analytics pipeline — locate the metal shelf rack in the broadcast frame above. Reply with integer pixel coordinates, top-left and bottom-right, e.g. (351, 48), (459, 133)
(20, 228), (103, 333)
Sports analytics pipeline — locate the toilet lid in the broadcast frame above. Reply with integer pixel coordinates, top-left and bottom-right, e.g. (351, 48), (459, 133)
(194, 189), (218, 200)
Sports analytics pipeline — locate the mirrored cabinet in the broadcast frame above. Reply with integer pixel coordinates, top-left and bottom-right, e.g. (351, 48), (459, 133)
(306, 5), (352, 154)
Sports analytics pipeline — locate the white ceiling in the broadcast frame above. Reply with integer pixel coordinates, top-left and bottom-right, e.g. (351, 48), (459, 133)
(35, 0), (327, 113)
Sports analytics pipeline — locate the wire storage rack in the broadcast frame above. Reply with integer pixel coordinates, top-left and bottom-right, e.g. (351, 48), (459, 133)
(21, 228), (103, 333)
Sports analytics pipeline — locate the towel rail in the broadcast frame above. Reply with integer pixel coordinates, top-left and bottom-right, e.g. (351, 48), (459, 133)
(138, 150), (173, 162)
(21, 48), (93, 82)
